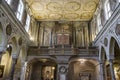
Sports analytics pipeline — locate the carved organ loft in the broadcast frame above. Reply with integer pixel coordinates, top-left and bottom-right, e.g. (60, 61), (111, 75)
(0, 0), (120, 80)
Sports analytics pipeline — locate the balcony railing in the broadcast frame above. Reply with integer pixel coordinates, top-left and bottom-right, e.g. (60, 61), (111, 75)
(28, 45), (98, 56)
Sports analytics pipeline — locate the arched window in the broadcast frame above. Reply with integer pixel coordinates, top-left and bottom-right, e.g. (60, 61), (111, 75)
(109, 0), (117, 11)
(16, 0), (24, 21)
(97, 13), (102, 31)
(100, 9), (105, 26)
(10, 0), (19, 13)
(104, 0), (112, 20)
(5, 0), (11, 4)
(25, 14), (30, 32)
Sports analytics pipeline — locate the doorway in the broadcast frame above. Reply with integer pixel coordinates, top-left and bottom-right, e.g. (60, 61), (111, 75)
(29, 59), (57, 80)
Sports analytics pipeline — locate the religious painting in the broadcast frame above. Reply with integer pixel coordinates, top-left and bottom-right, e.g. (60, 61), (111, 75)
(0, 65), (4, 78)
(57, 34), (69, 45)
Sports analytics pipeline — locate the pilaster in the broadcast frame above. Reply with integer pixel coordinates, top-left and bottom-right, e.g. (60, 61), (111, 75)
(109, 59), (116, 80)
(57, 63), (68, 80)
(9, 57), (17, 80)
(20, 61), (27, 80)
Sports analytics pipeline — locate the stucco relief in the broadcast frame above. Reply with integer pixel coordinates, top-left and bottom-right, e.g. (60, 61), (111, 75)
(83, 1), (97, 11)
(65, 1), (81, 11)
(47, 2), (62, 12)
(25, 0), (99, 21)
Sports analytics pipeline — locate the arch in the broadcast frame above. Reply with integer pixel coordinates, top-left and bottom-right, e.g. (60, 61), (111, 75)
(1, 51), (12, 77)
(109, 37), (120, 59)
(27, 57), (57, 80)
(68, 57), (99, 80)
(69, 56), (99, 68)
(27, 56), (57, 64)
(113, 41), (120, 80)
(8, 36), (18, 56)
(108, 37), (120, 80)
(100, 47), (107, 61)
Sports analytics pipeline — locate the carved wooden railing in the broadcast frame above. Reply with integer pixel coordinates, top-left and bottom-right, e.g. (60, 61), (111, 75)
(28, 45), (98, 56)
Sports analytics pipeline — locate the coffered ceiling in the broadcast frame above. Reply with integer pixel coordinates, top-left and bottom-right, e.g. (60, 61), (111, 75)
(25, 0), (99, 21)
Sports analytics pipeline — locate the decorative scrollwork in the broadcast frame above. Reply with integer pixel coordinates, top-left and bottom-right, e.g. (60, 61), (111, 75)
(65, 1), (81, 11)
(59, 66), (67, 74)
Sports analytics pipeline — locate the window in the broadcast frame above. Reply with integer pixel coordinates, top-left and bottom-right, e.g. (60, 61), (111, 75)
(104, 0), (112, 20)
(16, 0), (24, 21)
(97, 13), (102, 31)
(5, 0), (11, 4)
(25, 14), (30, 32)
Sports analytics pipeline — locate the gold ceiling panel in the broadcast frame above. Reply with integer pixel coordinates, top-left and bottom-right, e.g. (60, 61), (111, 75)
(49, 13), (62, 20)
(25, 0), (99, 21)
(64, 1), (81, 11)
(47, 2), (62, 12)
(83, 1), (97, 11)
(64, 13), (79, 19)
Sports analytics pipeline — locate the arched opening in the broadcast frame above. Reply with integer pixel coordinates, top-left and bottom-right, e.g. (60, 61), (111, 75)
(101, 47), (112, 80)
(27, 58), (57, 80)
(9, 37), (17, 55)
(0, 45), (12, 79)
(68, 57), (98, 80)
(109, 37), (120, 80)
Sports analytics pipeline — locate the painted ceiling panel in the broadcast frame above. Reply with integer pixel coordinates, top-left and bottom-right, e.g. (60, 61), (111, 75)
(25, 0), (99, 21)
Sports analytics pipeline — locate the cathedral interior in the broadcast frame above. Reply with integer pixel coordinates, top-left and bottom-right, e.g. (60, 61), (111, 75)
(0, 0), (120, 80)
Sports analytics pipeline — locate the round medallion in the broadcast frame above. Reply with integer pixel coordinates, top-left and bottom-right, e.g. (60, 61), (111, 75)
(83, 1), (97, 11)
(115, 24), (120, 36)
(59, 66), (67, 74)
(6, 24), (12, 36)
(65, 1), (81, 11)
(47, 2), (62, 12)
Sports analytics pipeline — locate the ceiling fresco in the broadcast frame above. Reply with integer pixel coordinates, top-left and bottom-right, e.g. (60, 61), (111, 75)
(25, 0), (99, 21)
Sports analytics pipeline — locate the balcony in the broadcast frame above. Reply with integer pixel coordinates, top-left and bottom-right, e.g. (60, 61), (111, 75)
(28, 45), (98, 57)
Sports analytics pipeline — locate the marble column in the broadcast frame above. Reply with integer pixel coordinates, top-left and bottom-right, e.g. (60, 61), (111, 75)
(9, 58), (17, 80)
(109, 59), (116, 80)
(99, 61), (105, 80)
